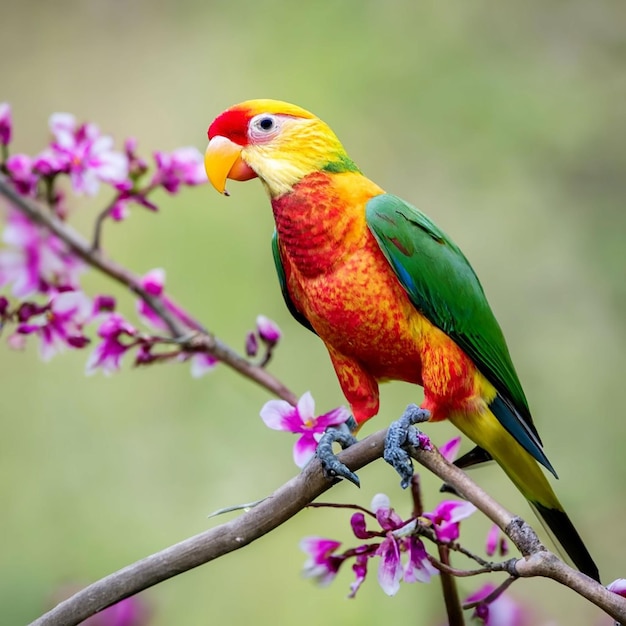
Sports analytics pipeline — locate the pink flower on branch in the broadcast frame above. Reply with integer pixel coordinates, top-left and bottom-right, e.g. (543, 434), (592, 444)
(16, 290), (92, 361)
(135, 268), (201, 332)
(35, 113), (128, 196)
(439, 435), (462, 462)
(151, 147), (206, 194)
(423, 498), (476, 543)
(0, 210), (83, 297)
(260, 391), (350, 467)
(485, 523), (509, 557)
(86, 313), (139, 375)
(0, 102), (11, 146)
(256, 314), (281, 345)
(6, 154), (38, 196)
(186, 352), (218, 377)
(608, 579), (626, 602)
(300, 537), (345, 586)
(302, 493), (438, 598)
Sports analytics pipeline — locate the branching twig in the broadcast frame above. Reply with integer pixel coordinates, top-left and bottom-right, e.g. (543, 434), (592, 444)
(28, 433), (626, 626)
(0, 173), (298, 405)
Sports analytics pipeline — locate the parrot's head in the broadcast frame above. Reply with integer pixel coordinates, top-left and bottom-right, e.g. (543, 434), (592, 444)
(205, 99), (357, 199)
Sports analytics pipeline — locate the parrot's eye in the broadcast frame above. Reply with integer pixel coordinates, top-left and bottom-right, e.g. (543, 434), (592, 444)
(249, 114), (281, 141)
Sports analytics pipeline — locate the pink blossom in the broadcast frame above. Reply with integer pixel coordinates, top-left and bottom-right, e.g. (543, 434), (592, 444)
(439, 435), (462, 462)
(16, 290), (92, 360)
(245, 330), (258, 357)
(136, 268), (198, 331)
(123, 137), (148, 179)
(300, 493), (440, 598)
(35, 113), (128, 195)
(151, 147), (206, 193)
(348, 551), (370, 598)
(352, 494), (436, 595)
(86, 313), (138, 375)
(136, 268), (167, 329)
(0, 210), (83, 297)
(0, 102), (11, 146)
(188, 352), (218, 378)
(108, 190), (157, 222)
(256, 314), (281, 344)
(607, 579), (626, 597)
(404, 535), (438, 583)
(485, 523), (508, 557)
(370, 494), (437, 595)
(465, 583), (529, 625)
(376, 533), (403, 595)
(260, 391), (350, 467)
(93, 294), (116, 314)
(423, 499), (476, 542)
(6, 154), (38, 196)
(300, 537), (345, 586)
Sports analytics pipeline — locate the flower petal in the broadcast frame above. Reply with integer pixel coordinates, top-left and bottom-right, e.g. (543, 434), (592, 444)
(259, 399), (299, 432)
(404, 537), (438, 583)
(296, 391), (315, 423)
(189, 353), (218, 378)
(315, 406), (350, 429)
(439, 436), (462, 462)
(376, 536), (403, 596)
(348, 553), (369, 598)
(608, 578), (626, 597)
(293, 433), (318, 468)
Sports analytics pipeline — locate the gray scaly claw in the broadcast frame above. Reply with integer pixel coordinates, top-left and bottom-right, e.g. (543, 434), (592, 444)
(316, 419), (360, 487)
(383, 404), (430, 489)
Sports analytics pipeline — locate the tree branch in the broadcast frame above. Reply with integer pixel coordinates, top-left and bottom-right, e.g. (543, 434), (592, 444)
(29, 432), (626, 626)
(0, 173), (297, 405)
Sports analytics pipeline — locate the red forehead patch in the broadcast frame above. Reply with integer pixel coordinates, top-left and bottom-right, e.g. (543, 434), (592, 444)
(207, 108), (252, 146)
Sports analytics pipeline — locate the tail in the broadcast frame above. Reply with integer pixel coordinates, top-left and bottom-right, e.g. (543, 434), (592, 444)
(449, 407), (600, 582)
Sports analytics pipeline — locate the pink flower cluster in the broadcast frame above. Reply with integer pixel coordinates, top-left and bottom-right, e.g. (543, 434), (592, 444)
(0, 102), (227, 376)
(299, 491), (475, 598)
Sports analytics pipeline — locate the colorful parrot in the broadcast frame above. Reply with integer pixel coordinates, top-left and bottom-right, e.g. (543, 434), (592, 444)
(204, 99), (599, 582)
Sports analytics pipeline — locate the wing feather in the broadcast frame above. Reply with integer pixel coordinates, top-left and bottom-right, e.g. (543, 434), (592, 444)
(366, 193), (555, 475)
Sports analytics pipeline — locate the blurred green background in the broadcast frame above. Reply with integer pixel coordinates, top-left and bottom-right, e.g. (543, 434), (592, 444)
(1, 0), (624, 624)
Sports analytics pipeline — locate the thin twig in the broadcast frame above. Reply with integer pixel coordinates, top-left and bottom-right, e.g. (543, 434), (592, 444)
(463, 575), (517, 610)
(306, 501), (378, 517)
(437, 545), (465, 626)
(91, 194), (119, 251)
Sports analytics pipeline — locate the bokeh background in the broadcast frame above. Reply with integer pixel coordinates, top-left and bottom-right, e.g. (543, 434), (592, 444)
(1, 1), (624, 624)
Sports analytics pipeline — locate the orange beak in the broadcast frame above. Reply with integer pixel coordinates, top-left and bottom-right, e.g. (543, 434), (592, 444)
(204, 136), (257, 195)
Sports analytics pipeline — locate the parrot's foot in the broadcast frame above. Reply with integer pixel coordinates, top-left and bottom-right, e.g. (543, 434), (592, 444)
(316, 417), (360, 487)
(384, 404), (431, 489)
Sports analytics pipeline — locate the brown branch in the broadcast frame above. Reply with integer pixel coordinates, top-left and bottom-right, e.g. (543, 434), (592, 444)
(0, 173), (297, 405)
(28, 432), (626, 626)
(437, 545), (465, 626)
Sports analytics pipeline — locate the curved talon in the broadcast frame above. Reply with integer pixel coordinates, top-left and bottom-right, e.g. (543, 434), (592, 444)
(316, 422), (360, 487)
(384, 404), (430, 489)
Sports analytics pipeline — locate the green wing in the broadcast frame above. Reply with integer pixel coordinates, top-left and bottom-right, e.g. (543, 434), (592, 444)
(271, 230), (316, 335)
(366, 193), (555, 475)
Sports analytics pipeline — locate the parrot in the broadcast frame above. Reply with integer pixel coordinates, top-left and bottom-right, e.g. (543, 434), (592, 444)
(204, 99), (599, 582)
